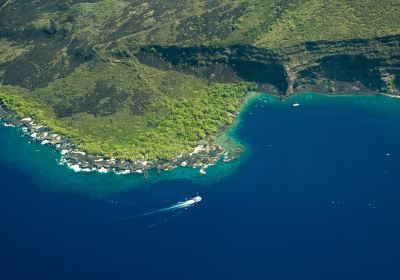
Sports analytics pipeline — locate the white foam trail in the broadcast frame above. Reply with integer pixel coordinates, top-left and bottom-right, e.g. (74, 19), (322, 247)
(118, 195), (202, 221)
(147, 210), (186, 229)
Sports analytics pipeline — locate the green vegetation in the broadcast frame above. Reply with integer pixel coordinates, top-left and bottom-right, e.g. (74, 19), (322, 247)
(22, 1), (400, 46)
(14, 0), (399, 48)
(1, 80), (247, 160)
(63, 83), (245, 160)
(0, 39), (31, 64)
(0, 0), (399, 161)
(256, 0), (400, 49)
(0, 86), (72, 136)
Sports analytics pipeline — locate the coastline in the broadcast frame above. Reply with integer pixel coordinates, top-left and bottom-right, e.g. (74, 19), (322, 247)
(215, 91), (262, 159)
(2, 90), (397, 178)
(379, 93), (400, 99)
(0, 93), (253, 177)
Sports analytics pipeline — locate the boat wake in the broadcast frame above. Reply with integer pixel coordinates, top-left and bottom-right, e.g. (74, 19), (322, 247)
(105, 195), (202, 227)
(121, 195), (202, 220)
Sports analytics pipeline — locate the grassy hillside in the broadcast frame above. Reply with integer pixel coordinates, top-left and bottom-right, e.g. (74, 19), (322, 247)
(256, 0), (400, 49)
(0, 0), (399, 161)
(3, 0), (399, 49)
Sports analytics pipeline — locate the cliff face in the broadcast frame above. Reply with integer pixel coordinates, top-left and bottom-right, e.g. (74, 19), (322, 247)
(284, 35), (400, 95)
(135, 45), (288, 93)
(132, 34), (400, 96)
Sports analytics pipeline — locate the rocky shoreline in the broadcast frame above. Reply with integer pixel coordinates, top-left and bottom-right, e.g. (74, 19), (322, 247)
(0, 102), (241, 176)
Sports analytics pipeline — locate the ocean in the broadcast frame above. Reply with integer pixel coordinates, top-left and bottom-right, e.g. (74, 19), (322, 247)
(1, 93), (400, 280)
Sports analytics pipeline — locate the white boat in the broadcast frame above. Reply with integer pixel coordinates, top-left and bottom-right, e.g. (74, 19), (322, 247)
(193, 195), (202, 203)
(182, 195), (202, 207)
(293, 103), (300, 107)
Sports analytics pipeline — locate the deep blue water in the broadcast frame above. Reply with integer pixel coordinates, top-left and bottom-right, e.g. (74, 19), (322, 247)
(1, 93), (400, 280)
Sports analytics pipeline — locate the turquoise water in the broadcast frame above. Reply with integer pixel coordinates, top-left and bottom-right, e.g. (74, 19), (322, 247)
(0, 121), (244, 197)
(1, 93), (400, 279)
